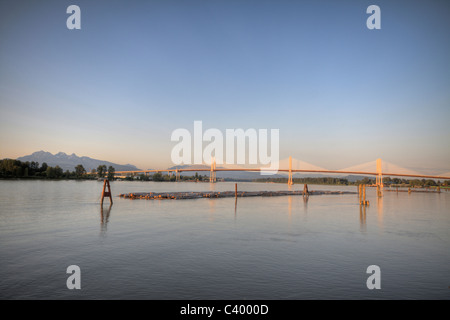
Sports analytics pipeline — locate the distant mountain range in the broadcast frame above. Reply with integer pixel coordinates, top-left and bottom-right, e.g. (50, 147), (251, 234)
(17, 151), (140, 172)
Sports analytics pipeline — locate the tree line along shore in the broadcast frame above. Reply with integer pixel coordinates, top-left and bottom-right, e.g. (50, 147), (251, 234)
(0, 158), (449, 188)
(0, 158), (209, 182)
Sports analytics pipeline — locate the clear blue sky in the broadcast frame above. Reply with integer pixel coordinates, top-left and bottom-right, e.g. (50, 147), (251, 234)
(0, 0), (449, 172)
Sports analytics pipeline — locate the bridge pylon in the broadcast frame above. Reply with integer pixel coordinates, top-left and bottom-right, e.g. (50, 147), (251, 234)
(376, 158), (383, 197)
(288, 156), (293, 186)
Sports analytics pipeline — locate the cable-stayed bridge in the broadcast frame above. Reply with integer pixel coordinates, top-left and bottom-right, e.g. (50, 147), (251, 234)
(114, 157), (450, 184)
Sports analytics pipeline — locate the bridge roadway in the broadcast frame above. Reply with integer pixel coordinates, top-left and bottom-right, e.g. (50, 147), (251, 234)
(113, 168), (450, 180)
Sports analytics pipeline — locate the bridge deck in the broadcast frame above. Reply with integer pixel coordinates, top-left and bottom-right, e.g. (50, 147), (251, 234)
(112, 168), (450, 180)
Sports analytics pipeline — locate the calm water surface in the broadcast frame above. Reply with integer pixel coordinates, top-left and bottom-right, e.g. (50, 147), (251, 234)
(0, 180), (449, 299)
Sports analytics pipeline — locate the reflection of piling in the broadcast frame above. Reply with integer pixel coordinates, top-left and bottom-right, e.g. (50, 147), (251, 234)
(359, 204), (366, 232)
(100, 204), (112, 234)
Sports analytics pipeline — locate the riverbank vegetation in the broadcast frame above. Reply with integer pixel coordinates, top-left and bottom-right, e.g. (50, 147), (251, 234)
(1, 158), (449, 187)
(0, 159), (113, 180)
(126, 172), (210, 182)
(0, 159), (209, 182)
(254, 176), (450, 187)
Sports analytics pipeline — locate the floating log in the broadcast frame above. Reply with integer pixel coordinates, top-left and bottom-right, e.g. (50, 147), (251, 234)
(119, 190), (356, 200)
(385, 189), (442, 193)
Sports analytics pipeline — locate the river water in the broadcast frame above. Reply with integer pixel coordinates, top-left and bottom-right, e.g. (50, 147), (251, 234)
(0, 180), (449, 299)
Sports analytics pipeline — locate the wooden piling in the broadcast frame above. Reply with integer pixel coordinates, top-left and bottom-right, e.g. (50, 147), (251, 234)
(303, 184), (309, 196)
(363, 184), (366, 204)
(359, 184), (369, 206)
(101, 179), (113, 206)
(359, 185), (363, 204)
(235, 183), (237, 198)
